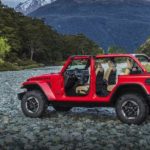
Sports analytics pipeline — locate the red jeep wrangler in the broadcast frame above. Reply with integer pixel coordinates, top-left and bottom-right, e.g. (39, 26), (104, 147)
(18, 54), (150, 125)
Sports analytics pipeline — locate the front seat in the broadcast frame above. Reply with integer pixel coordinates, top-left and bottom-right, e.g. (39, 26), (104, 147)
(76, 84), (89, 95)
(76, 71), (90, 95)
(124, 59), (133, 75)
(104, 60), (117, 92)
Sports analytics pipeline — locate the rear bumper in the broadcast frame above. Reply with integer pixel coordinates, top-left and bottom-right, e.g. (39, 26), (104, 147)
(18, 92), (26, 100)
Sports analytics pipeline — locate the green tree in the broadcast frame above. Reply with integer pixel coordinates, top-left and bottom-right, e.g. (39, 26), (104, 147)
(62, 34), (103, 58)
(0, 37), (10, 62)
(108, 46), (126, 54)
(0, 5), (103, 65)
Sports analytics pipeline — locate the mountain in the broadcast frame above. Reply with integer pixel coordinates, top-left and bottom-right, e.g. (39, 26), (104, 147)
(29, 0), (150, 52)
(15, 0), (57, 15)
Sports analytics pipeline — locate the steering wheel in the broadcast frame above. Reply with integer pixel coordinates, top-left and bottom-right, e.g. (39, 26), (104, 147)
(74, 68), (79, 77)
(74, 68), (89, 85)
(64, 70), (78, 88)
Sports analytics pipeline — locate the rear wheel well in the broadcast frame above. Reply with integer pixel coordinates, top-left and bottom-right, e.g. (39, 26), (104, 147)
(111, 84), (149, 106)
(23, 85), (49, 102)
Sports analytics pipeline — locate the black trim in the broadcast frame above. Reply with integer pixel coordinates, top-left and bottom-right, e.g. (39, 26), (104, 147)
(110, 83), (148, 103)
(18, 92), (26, 100)
(50, 101), (113, 108)
(147, 95), (150, 101)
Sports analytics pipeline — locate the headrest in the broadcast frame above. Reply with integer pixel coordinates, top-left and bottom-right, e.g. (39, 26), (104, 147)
(108, 60), (115, 68)
(96, 62), (102, 67)
(127, 59), (133, 69)
(96, 62), (104, 74)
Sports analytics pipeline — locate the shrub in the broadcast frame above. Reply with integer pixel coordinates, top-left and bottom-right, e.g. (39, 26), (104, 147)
(0, 62), (19, 71)
(16, 59), (37, 66)
(0, 37), (11, 60)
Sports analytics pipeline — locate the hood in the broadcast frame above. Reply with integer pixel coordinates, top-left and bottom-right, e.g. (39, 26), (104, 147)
(27, 73), (59, 81)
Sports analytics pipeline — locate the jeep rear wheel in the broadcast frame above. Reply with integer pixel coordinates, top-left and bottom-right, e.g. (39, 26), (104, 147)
(116, 94), (149, 125)
(21, 90), (48, 118)
(53, 105), (72, 112)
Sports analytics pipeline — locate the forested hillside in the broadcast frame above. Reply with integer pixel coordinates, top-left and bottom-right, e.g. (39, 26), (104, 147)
(137, 38), (150, 56)
(0, 1), (102, 70)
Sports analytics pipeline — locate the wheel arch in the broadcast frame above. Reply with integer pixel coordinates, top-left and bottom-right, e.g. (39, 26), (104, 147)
(20, 82), (56, 101)
(110, 84), (149, 105)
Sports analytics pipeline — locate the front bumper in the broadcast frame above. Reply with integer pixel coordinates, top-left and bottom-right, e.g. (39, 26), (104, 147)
(18, 92), (26, 100)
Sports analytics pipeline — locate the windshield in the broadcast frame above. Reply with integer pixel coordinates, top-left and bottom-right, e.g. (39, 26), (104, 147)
(136, 55), (149, 63)
(135, 55), (150, 72)
(66, 59), (90, 70)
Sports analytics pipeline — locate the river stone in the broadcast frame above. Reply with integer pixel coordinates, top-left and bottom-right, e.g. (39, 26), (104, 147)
(3, 116), (9, 124)
(0, 67), (150, 149)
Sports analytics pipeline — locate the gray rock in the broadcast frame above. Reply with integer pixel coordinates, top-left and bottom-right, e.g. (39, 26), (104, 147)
(0, 67), (150, 149)
(3, 116), (9, 124)
(24, 144), (33, 150)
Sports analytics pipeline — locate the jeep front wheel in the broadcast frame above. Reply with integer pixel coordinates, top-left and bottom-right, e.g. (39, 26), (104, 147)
(116, 94), (149, 125)
(21, 90), (47, 118)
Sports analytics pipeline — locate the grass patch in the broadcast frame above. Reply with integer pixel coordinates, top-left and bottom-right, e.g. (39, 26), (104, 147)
(0, 62), (20, 71)
(0, 60), (44, 71)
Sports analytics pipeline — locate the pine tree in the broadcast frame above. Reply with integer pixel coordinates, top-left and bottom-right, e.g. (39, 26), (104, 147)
(108, 46), (126, 54)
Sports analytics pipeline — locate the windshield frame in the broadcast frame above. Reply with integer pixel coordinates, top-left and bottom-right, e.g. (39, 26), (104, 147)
(61, 56), (91, 74)
(135, 55), (150, 73)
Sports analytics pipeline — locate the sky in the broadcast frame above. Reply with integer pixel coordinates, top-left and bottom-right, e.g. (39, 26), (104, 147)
(1, 0), (25, 7)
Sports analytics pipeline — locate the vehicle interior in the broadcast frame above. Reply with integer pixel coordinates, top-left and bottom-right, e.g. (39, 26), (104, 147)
(64, 58), (90, 96)
(96, 58), (117, 96)
(96, 57), (143, 97)
(64, 56), (143, 97)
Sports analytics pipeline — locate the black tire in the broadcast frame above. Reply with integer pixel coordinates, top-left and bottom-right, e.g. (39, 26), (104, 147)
(21, 90), (48, 118)
(116, 93), (149, 125)
(53, 105), (72, 112)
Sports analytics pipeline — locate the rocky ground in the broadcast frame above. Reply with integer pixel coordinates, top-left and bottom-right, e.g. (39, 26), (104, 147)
(0, 67), (150, 150)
